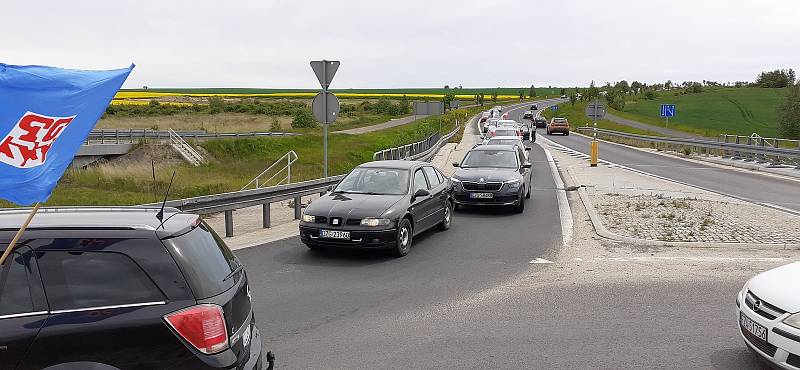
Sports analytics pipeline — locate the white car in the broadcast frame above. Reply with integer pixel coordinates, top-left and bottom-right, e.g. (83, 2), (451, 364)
(478, 137), (530, 158)
(483, 118), (500, 133)
(737, 261), (800, 369)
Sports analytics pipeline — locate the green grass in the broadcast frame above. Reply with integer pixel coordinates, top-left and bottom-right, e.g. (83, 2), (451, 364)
(615, 87), (789, 137)
(13, 106), (483, 207)
(541, 101), (664, 136)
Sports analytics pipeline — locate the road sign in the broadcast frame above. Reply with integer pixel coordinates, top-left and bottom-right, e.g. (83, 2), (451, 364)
(312, 92), (340, 123)
(310, 60), (340, 88)
(550, 105), (559, 111)
(586, 101), (606, 121)
(413, 102), (444, 116)
(450, 99), (460, 109)
(661, 104), (676, 117)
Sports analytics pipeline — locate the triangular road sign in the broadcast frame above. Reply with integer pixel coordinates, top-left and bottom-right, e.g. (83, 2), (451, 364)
(310, 60), (340, 88)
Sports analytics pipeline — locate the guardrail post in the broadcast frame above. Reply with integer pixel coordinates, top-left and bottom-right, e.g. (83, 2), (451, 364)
(262, 203), (271, 228)
(294, 196), (302, 220)
(115, 129), (120, 144)
(224, 210), (234, 237)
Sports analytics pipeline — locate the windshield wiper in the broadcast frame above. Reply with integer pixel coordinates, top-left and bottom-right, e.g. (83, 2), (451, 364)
(223, 263), (244, 282)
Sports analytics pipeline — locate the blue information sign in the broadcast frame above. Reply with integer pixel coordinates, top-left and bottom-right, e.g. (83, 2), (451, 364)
(550, 105), (559, 111)
(660, 104), (676, 117)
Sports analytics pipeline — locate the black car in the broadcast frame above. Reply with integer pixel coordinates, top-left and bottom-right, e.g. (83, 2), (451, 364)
(532, 117), (548, 128)
(0, 207), (271, 370)
(299, 161), (452, 257)
(451, 145), (533, 213)
(530, 104), (538, 110)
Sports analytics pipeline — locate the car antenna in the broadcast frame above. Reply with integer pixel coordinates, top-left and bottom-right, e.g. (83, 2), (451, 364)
(155, 171), (176, 228)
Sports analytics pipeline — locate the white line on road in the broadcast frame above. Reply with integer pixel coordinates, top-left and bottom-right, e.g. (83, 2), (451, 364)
(529, 258), (553, 264)
(539, 142), (573, 249)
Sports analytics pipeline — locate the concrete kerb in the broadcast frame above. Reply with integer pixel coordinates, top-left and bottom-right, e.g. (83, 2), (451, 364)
(543, 136), (800, 250)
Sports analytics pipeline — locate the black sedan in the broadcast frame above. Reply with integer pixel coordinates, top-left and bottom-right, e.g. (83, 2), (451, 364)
(299, 161), (452, 257)
(451, 145), (533, 213)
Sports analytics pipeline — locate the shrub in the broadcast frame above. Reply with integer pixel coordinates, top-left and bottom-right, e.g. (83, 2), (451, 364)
(208, 97), (225, 114)
(644, 90), (656, 100)
(291, 109), (317, 128)
(777, 83), (800, 139)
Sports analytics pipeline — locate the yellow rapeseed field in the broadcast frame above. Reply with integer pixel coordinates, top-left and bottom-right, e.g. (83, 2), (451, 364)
(113, 91), (519, 101)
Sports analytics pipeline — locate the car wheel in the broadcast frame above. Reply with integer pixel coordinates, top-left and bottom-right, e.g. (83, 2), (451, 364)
(547, 129), (551, 135)
(438, 202), (452, 231)
(514, 191), (525, 213)
(393, 218), (413, 257)
(565, 131), (570, 136)
(525, 184), (531, 199)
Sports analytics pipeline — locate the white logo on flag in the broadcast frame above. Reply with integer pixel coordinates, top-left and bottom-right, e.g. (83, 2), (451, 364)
(0, 112), (76, 168)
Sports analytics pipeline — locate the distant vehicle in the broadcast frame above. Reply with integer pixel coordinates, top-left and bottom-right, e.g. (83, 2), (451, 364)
(531, 104), (538, 110)
(532, 116), (548, 128)
(493, 105), (503, 112)
(299, 161), (452, 257)
(0, 207), (270, 370)
(736, 262), (800, 369)
(483, 118), (501, 133)
(522, 110), (535, 119)
(479, 137), (530, 156)
(560, 94), (567, 99)
(451, 145), (533, 213)
(547, 117), (570, 135)
(479, 112), (491, 124)
(489, 127), (520, 139)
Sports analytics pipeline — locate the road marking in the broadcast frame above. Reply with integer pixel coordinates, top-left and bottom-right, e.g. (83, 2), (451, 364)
(529, 258), (553, 264)
(538, 142), (573, 249)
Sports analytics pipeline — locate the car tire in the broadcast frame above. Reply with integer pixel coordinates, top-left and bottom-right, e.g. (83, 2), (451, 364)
(525, 184), (531, 199)
(565, 131), (570, 136)
(393, 218), (413, 257)
(514, 191), (525, 213)
(546, 129), (551, 135)
(438, 202), (452, 231)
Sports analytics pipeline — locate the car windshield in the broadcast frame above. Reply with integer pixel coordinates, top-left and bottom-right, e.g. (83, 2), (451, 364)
(461, 150), (518, 169)
(554, 118), (567, 123)
(334, 167), (409, 195)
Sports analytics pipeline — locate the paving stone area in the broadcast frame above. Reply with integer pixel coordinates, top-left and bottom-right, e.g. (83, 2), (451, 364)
(594, 193), (800, 244)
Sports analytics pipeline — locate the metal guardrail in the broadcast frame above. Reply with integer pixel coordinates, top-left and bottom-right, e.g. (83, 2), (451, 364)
(149, 176), (345, 237)
(372, 121), (461, 162)
(84, 129), (297, 145)
(241, 151), (298, 190)
(719, 133), (800, 150)
(577, 127), (800, 167)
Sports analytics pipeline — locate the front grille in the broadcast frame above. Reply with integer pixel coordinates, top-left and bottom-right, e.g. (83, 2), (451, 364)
(346, 219), (361, 226)
(462, 182), (503, 191)
(314, 216), (328, 224)
(745, 290), (786, 320)
(787, 353), (800, 368)
(741, 326), (778, 357)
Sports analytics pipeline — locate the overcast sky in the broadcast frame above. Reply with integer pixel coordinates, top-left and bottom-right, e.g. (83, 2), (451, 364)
(3, 0), (799, 89)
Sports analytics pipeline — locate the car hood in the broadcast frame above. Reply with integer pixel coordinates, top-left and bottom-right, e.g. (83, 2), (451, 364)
(748, 261), (800, 313)
(305, 192), (404, 219)
(453, 167), (520, 182)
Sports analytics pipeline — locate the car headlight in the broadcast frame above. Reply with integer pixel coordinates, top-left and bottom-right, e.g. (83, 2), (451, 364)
(505, 178), (522, 191)
(784, 313), (800, 329)
(451, 178), (462, 189)
(302, 214), (315, 223)
(361, 218), (391, 227)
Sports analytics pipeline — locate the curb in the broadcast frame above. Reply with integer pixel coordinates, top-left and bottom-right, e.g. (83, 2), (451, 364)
(563, 166), (800, 250)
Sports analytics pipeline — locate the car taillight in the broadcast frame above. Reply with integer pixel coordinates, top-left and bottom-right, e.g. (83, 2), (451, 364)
(164, 304), (229, 354)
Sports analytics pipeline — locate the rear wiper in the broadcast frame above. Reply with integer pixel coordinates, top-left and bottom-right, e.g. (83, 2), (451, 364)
(223, 263), (244, 282)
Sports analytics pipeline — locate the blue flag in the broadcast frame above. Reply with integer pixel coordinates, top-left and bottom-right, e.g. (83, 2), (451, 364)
(0, 63), (133, 205)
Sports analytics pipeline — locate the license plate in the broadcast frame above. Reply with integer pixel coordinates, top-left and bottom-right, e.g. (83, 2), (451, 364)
(740, 312), (768, 342)
(242, 323), (252, 347)
(470, 192), (493, 199)
(320, 230), (350, 239)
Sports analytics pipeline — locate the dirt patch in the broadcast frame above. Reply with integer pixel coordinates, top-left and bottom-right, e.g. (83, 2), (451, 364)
(98, 113), (292, 132)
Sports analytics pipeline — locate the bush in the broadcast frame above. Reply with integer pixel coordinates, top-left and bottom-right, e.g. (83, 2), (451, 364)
(777, 83), (800, 139)
(291, 109), (317, 128)
(644, 91), (656, 100)
(757, 69), (796, 88)
(208, 97), (226, 114)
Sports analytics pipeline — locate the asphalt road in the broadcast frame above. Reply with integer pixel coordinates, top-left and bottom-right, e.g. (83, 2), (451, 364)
(236, 100), (777, 369)
(506, 103), (800, 214)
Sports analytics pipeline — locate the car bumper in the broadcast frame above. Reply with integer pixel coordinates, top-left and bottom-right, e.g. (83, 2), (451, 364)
(737, 291), (800, 369)
(299, 225), (397, 249)
(453, 191), (519, 206)
(548, 126), (569, 133)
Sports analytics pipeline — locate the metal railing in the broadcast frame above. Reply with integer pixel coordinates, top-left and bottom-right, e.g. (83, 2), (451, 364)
(372, 121), (461, 162)
(577, 127), (800, 167)
(83, 129), (297, 145)
(169, 129), (207, 166)
(719, 133), (800, 150)
(241, 151), (298, 190)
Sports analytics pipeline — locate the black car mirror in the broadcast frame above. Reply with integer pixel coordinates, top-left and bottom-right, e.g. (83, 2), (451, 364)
(413, 189), (430, 199)
(452, 162), (459, 167)
(522, 162), (532, 169)
(525, 147), (532, 151)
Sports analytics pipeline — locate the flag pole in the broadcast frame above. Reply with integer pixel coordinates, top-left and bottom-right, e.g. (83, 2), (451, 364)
(0, 202), (41, 265)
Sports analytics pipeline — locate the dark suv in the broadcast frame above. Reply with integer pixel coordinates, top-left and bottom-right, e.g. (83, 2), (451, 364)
(0, 207), (270, 370)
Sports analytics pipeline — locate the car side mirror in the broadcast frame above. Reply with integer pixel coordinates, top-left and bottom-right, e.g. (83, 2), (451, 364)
(452, 162), (459, 167)
(522, 162), (532, 169)
(525, 147), (532, 151)
(413, 189), (430, 199)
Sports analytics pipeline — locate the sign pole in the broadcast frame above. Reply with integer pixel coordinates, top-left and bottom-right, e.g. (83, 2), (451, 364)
(0, 203), (41, 266)
(590, 99), (598, 167)
(322, 60), (328, 178)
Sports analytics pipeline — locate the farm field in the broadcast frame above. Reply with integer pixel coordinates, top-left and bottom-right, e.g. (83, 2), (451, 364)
(614, 87), (789, 137)
(16, 106), (482, 207)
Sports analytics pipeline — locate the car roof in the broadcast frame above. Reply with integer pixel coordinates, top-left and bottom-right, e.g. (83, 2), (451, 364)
(471, 144), (518, 151)
(0, 206), (197, 234)
(359, 160), (424, 170)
